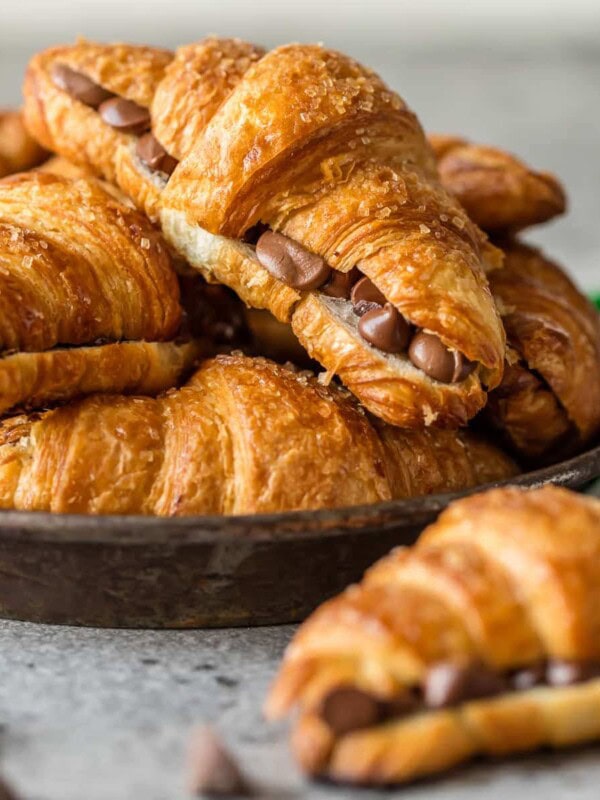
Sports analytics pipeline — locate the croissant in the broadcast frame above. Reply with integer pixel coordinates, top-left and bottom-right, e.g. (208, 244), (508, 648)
(0, 171), (200, 415)
(0, 354), (516, 515)
(0, 109), (47, 178)
(266, 485), (600, 786)
(429, 134), (567, 233)
(484, 240), (600, 461)
(24, 38), (507, 428)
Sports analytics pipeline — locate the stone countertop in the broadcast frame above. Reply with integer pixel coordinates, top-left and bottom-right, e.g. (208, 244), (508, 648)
(0, 616), (599, 800)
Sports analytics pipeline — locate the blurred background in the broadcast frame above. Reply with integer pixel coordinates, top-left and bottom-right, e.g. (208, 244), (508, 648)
(1, 0), (598, 290)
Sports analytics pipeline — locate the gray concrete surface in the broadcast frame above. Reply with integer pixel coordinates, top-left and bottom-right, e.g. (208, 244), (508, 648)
(1, 618), (600, 800)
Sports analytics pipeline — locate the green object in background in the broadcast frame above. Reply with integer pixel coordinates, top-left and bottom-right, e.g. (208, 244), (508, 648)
(593, 294), (600, 311)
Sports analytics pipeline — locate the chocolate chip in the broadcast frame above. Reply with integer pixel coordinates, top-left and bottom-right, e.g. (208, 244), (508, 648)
(136, 133), (178, 176)
(322, 266), (361, 299)
(51, 63), (114, 109)
(350, 275), (387, 316)
(320, 686), (383, 735)
(546, 660), (600, 687)
(98, 97), (151, 135)
(0, 777), (19, 800)
(255, 231), (331, 291)
(383, 689), (420, 718)
(408, 331), (475, 383)
(187, 726), (250, 796)
(358, 303), (411, 354)
(510, 663), (546, 691)
(423, 661), (507, 709)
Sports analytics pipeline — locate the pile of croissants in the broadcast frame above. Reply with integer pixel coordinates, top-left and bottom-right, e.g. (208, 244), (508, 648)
(0, 36), (598, 516)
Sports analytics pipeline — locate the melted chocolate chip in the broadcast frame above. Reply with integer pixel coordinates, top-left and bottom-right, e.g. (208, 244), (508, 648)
(383, 690), (420, 719)
(351, 275), (386, 316)
(320, 686), (383, 735)
(546, 660), (600, 687)
(51, 63), (114, 109)
(408, 331), (475, 383)
(358, 303), (411, 354)
(187, 726), (250, 797)
(510, 663), (546, 691)
(136, 133), (178, 176)
(255, 231), (331, 291)
(322, 266), (361, 299)
(423, 661), (507, 709)
(98, 97), (151, 135)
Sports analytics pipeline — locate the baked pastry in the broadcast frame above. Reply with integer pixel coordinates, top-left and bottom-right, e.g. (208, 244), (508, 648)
(266, 485), (600, 785)
(0, 354), (517, 515)
(0, 171), (200, 414)
(37, 154), (133, 203)
(429, 134), (566, 233)
(24, 38), (507, 428)
(485, 240), (600, 462)
(0, 109), (47, 178)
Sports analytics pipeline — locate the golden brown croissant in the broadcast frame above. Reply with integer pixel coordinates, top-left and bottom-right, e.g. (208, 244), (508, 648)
(429, 134), (567, 233)
(0, 109), (48, 177)
(484, 240), (600, 461)
(0, 171), (200, 415)
(0, 354), (516, 515)
(24, 38), (506, 428)
(267, 485), (600, 786)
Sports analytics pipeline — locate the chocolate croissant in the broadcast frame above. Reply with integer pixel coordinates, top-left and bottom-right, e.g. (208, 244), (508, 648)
(485, 240), (600, 461)
(24, 38), (506, 428)
(0, 171), (200, 415)
(0, 354), (516, 515)
(0, 109), (47, 178)
(429, 134), (567, 233)
(267, 485), (600, 786)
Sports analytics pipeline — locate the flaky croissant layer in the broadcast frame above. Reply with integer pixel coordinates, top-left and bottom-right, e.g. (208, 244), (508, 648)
(0, 355), (516, 515)
(0, 172), (181, 353)
(23, 37), (507, 428)
(267, 486), (600, 785)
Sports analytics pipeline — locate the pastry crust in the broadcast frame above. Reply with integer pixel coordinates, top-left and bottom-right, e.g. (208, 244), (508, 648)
(429, 134), (567, 232)
(267, 486), (600, 785)
(0, 171), (180, 352)
(0, 339), (201, 417)
(486, 240), (600, 461)
(24, 38), (506, 427)
(0, 354), (516, 515)
(0, 109), (47, 177)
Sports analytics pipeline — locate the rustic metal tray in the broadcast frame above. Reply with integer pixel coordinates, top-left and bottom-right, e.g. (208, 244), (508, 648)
(0, 442), (598, 629)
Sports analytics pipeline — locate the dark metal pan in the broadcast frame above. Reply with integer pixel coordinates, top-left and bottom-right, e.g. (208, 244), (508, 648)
(0, 443), (598, 629)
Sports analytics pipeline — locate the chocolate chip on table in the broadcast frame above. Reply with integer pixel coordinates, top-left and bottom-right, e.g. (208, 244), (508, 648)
(255, 231), (332, 291)
(423, 661), (507, 709)
(187, 725), (251, 797)
(510, 663), (546, 691)
(136, 133), (178, 176)
(0, 776), (20, 800)
(408, 331), (476, 383)
(322, 266), (361, 299)
(98, 97), (151, 135)
(358, 303), (411, 354)
(320, 686), (383, 735)
(546, 659), (600, 687)
(51, 63), (114, 109)
(350, 275), (387, 316)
